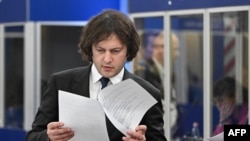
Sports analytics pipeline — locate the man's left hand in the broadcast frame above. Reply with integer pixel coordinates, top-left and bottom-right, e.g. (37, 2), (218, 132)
(122, 125), (147, 141)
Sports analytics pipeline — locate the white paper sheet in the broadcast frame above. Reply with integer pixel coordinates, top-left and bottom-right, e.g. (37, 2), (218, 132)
(98, 79), (157, 135)
(59, 79), (157, 140)
(59, 90), (109, 141)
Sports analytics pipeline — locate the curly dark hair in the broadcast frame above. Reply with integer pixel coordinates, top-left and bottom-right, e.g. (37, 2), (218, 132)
(78, 9), (140, 62)
(213, 76), (236, 99)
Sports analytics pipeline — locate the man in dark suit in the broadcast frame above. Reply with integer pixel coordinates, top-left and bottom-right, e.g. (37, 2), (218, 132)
(26, 9), (167, 141)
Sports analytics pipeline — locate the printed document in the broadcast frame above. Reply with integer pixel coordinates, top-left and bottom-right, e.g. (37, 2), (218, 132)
(59, 79), (157, 140)
(59, 90), (109, 141)
(98, 79), (157, 135)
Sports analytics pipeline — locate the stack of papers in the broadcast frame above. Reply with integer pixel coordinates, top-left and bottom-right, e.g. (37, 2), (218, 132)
(59, 79), (157, 141)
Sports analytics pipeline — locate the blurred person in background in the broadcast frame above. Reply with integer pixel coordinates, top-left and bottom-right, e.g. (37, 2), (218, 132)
(135, 32), (180, 99)
(134, 32), (181, 140)
(213, 76), (248, 136)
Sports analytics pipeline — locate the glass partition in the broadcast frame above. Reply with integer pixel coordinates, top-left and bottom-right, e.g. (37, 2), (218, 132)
(132, 15), (188, 140)
(132, 16), (165, 102)
(131, 7), (249, 141)
(4, 26), (24, 129)
(132, 15), (175, 137)
(211, 11), (249, 136)
(170, 14), (204, 141)
(40, 25), (89, 95)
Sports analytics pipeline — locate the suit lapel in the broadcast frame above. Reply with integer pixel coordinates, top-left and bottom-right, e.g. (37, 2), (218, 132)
(71, 64), (92, 97)
(123, 69), (135, 80)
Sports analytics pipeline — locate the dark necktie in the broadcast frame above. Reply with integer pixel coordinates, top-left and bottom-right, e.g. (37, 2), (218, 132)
(100, 77), (110, 89)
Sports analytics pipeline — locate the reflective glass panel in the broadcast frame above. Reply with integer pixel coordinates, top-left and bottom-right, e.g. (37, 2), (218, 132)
(170, 14), (204, 141)
(40, 25), (89, 93)
(211, 11), (249, 136)
(4, 26), (24, 129)
(133, 17), (165, 99)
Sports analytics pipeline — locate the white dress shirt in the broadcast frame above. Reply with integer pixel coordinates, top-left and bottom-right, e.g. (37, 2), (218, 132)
(89, 64), (124, 99)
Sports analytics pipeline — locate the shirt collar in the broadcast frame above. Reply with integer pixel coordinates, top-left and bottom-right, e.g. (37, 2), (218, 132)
(91, 64), (124, 85)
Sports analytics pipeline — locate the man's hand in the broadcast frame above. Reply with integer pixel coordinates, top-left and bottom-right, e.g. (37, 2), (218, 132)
(47, 122), (74, 141)
(122, 125), (147, 141)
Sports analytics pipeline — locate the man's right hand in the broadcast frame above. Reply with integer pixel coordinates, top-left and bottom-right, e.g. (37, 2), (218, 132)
(47, 122), (74, 141)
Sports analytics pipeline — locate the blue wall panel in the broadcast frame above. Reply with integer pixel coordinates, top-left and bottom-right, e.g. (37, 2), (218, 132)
(0, 0), (26, 22)
(129, 0), (250, 13)
(0, 0), (121, 22)
(30, 0), (120, 21)
(0, 128), (26, 141)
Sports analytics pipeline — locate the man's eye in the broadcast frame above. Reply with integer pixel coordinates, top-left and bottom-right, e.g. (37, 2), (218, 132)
(97, 49), (105, 52)
(111, 50), (120, 54)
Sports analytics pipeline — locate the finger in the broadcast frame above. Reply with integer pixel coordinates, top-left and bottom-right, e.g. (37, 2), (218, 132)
(135, 125), (147, 134)
(51, 129), (74, 141)
(48, 127), (74, 141)
(47, 122), (68, 140)
(47, 122), (64, 130)
(122, 135), (146, 141)
(125, 127), (147, 140)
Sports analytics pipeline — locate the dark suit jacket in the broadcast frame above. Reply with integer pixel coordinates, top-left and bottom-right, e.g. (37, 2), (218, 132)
(26, 64), (167, 141)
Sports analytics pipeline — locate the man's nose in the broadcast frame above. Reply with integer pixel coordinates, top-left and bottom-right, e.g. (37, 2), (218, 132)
(104, 52), (112, 62)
